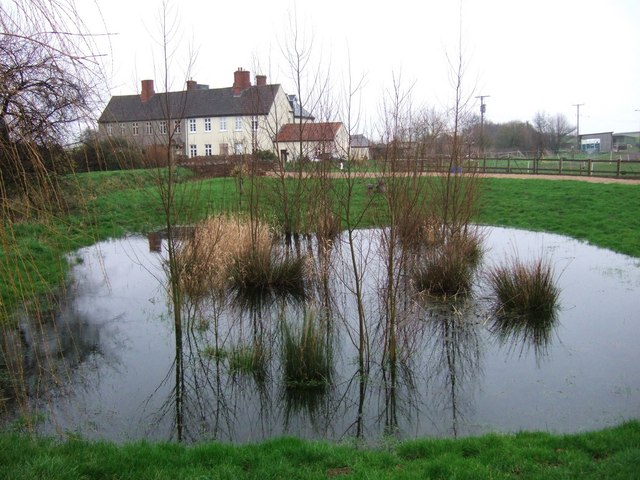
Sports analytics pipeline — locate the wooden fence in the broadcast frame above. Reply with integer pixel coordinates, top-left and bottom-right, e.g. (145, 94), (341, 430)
(411, 156), (640, 180)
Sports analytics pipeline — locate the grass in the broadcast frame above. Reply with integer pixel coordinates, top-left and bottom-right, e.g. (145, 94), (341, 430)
(0, 420), (638, 479)
(413, 231), (484, 298)
(487, 256), (560, 317)
(2, 172), (638, 313)
(476, 177), (640, 257)
(2, 171), (639, 309)
(281, 312), (332, 389)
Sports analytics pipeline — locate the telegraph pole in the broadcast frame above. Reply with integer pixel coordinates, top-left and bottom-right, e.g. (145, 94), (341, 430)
(573, 103), (584, 152)
(475, 95), (490, 158)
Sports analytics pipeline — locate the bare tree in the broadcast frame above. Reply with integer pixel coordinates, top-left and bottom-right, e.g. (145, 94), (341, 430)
(0, 0), (102, 207)
(533, 111), (575, 155)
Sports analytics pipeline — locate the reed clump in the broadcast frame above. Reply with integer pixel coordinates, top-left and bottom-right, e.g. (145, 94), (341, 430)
(227, 247), (307, 299)
(281, 312), (332, 389)
(487, 256), (560, 317)
(413, 230), (484, 298)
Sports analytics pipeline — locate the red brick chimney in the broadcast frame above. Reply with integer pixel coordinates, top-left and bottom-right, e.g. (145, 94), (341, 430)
(232, 68), (251, 94)
(141, 79), (155, 103)
(256, 74), (267, 86)
(186, 80), (197, 91)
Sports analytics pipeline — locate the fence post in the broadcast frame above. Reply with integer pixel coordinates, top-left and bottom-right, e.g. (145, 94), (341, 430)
(507, 157), (511, 173)
(588, 158), (592, 176)
(559, 157), (563, 175)
(616, 157), (621, 177)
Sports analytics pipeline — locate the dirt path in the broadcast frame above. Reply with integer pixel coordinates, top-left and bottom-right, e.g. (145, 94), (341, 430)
(270, 171), (640, 185)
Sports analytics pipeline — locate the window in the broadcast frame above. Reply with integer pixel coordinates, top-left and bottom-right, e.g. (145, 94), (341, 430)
(188, 118), (197, 133)
(234, 117), (242, 131)
(251, 116), (258, 132)
(219, 117), (227, 131)
(145, 121), (152, 135)
(190, 144), (197, 157)
(106, 124), (113, 135)
(159, 121), (167, 134)
(234, 142), (244, 155)
(174, 120), (181, 133)
(132, 122), (139, 135)
(120, 123), (126, 135)
(204, 144), (212, 156)
(219, 143), (229, 156)
(204, 117), (211, 132)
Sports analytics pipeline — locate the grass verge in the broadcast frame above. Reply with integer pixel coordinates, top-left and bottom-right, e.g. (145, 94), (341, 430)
(0, 421), (638, 479)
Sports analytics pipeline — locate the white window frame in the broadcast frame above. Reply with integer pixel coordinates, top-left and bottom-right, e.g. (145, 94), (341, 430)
(159, 121), (167, 135)
(106, 124), (113, 135)
(219, 117), (227, 132)
(190, 144), (197, 157)
(251, 116), (258, 132)
(234, 142), (244, 155)
(119, 123), (126, 135)
(145, 121), (152, 135)
(174, 120), (181, 133)
(132, 122), (139, 135)
(204, 117), (211, 132)
(204, 144), (212, 156)
(188, 118), (197, 133)
(234, 117), (242, 131)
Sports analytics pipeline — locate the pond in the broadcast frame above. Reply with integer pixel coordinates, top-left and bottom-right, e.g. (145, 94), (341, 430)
(1, 226), (639, 444)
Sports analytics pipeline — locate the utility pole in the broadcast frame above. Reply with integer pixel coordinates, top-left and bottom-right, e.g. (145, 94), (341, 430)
(573, 103), (584, 152)
(475, 95), (490, 158)
(635, 109), (640, 149)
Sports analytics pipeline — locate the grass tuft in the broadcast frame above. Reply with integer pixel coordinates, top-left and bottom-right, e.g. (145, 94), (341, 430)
(281, 312), (332, 389)
(487, 255), (560, 317)
(413, 230), (484, 298)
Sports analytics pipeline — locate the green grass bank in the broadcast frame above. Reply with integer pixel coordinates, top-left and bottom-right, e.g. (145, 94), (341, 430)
(1, 421), (639, 479)
(2, 171), (639, 311)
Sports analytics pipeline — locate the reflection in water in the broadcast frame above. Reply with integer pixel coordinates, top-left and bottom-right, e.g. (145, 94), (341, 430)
(0, 293), (106, 427)
(420, 301), (482, 437)
(490, 309), (559, 363)
(2, 227), (640, 443)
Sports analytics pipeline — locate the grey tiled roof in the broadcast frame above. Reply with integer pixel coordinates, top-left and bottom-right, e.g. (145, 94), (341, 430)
(350, 134), (370, 148)
(98, 84), (285, 123)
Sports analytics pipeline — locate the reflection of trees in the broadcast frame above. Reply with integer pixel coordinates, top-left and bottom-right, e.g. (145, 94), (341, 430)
(420, 301), (482, 437)
(0, 293), (110, 425)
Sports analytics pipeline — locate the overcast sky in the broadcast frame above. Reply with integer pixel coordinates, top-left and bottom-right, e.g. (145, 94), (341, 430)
(85, 0), (640, 136)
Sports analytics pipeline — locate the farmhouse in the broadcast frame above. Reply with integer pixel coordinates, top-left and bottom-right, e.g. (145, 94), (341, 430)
(274, 122), (348, 161)
(98, 68), (295, 158)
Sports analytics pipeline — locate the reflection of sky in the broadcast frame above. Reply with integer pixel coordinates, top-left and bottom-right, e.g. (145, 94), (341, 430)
(24, 227), (640, 443)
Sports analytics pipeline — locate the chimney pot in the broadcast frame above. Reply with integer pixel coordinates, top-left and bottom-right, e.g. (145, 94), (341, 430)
(232, 68), (251, 94)
(256, 74), (267, 86)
